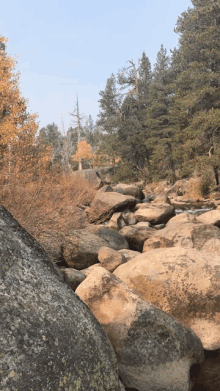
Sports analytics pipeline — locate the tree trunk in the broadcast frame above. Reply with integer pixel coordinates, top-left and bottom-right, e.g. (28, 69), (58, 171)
(214, 166), (219, 186)
(78, 158), (82, 171)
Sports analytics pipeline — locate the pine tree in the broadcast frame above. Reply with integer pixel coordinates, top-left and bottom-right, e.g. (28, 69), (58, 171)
(171, 0), (220, 180)
(84, 114), (100, 150)
(116, 53), (152, 172)
(38, 123), (64, 165)
(145, 45), (176, 182)
(96, 74), (121, 165)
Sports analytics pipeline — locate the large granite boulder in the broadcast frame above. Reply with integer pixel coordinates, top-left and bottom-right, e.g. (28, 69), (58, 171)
(119, 225), (156, 252)
(87, 192), (137, 223)
(62, 229), (111, 269)
(166, 212), (198, 226)
(197, 209), (220, 227)
(0, 206), (121, 391)
(76, 267), (204, 391)
(114, 247), (220, 349)
(34, 228), (126, 270)
(143, 222), (220, 253)
(112, 183), (144, 199)
(134, 203), (175, 224)
(87, 226), (129, 250)
(83, 263), (103, 276)
(72, 168), (103, 188)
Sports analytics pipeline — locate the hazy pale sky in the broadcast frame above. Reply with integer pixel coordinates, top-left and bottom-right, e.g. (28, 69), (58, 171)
(1, 0), (192, 131)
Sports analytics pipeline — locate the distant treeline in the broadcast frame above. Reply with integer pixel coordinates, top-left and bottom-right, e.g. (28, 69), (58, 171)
(0, 0), (220, 186)
(38, 0), (220, 183)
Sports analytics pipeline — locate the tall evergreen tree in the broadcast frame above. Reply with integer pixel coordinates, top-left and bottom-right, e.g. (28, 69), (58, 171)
(145, 45), (176, 182)
(116, 53), (152, 171)
(96, 74), (121, 164)
(171, 0), (220, 179)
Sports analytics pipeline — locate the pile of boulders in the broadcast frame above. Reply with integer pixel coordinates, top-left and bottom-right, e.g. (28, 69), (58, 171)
(1, 179), (220, 391)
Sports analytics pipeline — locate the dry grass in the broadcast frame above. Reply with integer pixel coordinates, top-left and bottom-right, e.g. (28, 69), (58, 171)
(0, 171), (97, 260)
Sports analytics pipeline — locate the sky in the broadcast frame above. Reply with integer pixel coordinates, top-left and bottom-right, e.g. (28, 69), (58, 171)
(1, 0), (192, 132)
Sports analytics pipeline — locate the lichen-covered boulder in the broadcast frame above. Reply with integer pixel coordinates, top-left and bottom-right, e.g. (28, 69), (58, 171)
(114, 247), (220, 349)
(87, 226), (129, 251)
(143, 222), (220, 253)
(62, 229), (111, 269)
(76, 267), (204, 391)
(0, 206), (121, 391)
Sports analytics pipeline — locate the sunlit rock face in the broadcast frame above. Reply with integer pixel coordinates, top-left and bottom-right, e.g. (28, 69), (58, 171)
(114, 247), (220, 350)
(76, 266), (204, 391)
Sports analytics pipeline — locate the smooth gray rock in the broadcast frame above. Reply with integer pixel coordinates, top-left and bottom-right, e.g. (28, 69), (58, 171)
(59, 267), (86, 290)
(62, 229), (110, 269)
(97, 185), (114, 193)
(0, 206), (121, 391)
(87, 226), (129, 250)
(72, 168), (103, 188)
(113, 183), (145, 199)
(96, 228), (129, 250)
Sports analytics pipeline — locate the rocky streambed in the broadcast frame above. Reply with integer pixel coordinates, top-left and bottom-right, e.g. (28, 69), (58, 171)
(1, 181), (220, 391)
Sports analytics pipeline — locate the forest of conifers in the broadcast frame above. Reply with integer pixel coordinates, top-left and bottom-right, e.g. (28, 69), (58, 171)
(1, 0), (220, 186)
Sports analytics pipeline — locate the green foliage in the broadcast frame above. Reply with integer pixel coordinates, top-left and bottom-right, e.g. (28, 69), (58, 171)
(171, 0), (220, 176)
(116, 53), (152, 169)
(111, 162), (140, 183)
(197, 168), (214, 196)
(144, 45), (176, 181)
(37, 1), (220, 184)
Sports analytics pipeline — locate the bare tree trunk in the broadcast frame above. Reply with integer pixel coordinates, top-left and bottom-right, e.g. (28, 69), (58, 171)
(78, 157), (82, 171)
